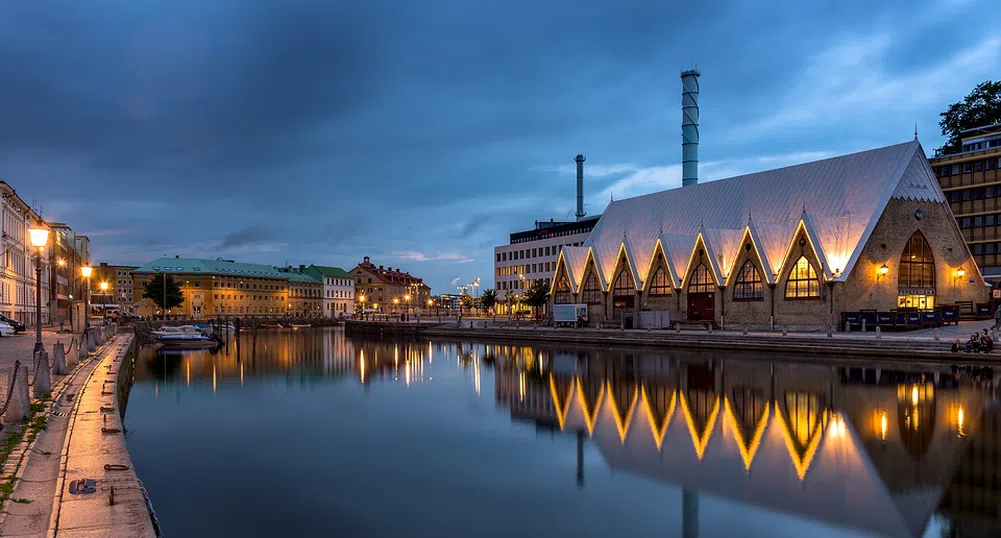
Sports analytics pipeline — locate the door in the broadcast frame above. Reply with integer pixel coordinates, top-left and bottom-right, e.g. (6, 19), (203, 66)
(687, 292), (715, 321)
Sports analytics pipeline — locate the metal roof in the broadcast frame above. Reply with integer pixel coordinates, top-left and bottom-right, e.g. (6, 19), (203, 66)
(306, 265), (353, 279)
(133, 257), (288, 278)
(562, 140), (948, 289)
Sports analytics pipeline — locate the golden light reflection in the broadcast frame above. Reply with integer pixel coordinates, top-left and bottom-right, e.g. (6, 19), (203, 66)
(473, 359), (480, 396)
(775, 407), (826, 480)
(958, 406), (965, 437)
(679, 391), (720, 460)
(549, 375), (575, 431)
(576, 378), (605, 437)
(154, 382), (159, 399)
(912, 385), (919, 406)
(212, 364), (217, 395)
(641, 387), (676, 451)
(607, 382), (638, 443)
(722, 397), (770, 471)
(519, 372), (526, 402)
(880, 411), (888, 441)
(359, 349), (366, 382)
(240, 362), (244, 387)
(186, 360), (190, 387)
(405, 359), (411, 387)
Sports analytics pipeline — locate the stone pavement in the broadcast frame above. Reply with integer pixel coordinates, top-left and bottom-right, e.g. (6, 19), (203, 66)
(0, 329), (79, 384)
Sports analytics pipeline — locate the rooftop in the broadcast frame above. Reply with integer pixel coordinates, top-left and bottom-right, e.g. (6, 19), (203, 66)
(133, 257), (288, 278)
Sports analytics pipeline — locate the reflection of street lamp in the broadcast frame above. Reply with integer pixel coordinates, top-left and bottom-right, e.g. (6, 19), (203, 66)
(28, 227), (50, 353)
(99, 281), (109, 323)
(81, 266), (92, 332)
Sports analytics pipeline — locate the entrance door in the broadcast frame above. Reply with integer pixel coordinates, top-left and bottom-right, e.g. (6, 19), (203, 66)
(688, 292), (715, 321)
(687, 263), (716, 321)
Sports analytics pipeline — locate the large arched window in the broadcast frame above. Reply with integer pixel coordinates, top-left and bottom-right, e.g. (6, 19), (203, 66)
(733, 260), (763, 300)
(898, 232), (935, 309)
(688, 264), (715, 293)
(649, 267), (672, 296)
(554, 276), (572, 304)
(785, 256), (820, 298)
(581, 273), (602, 304)
(613, 267), (634, 296)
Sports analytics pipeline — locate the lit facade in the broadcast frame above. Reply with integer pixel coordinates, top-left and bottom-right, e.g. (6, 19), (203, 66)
(551, 141), (988, 328)
(929, 123), (1001, 284)
(0, 181), (52, 326)
(350, 257), (430, 313)
(93, 262), (138, 315)
(46, 222), (90, 325)
(305, 265), (355, 317)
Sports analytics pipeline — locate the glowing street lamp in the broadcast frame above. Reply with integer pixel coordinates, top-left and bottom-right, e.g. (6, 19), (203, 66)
(99, 281), (110, 322)
(81, 266), (93, 332)
(28, 227), (50, 353)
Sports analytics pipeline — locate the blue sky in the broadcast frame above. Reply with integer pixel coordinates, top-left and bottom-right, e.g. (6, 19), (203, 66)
(2, 0), (997, 292)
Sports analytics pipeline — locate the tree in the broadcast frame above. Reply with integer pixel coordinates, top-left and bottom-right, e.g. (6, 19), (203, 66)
(504, 290), (519, 316)
(938, 80), (1001, 154)
(459, 291), (474, 312)
(480, 289), (498, 313)
(524, 280), (549, 315)
(143, 272), (184, 314)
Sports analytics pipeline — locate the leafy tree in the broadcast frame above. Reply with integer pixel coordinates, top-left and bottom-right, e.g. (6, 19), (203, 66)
(143, 272), (184, 314)
(459, 291), (474, 311)
(524, 280), (549, 314)
(480, 289), (497, 312)
(938, 80), (1001, 154)
(504, 290), (519, 315)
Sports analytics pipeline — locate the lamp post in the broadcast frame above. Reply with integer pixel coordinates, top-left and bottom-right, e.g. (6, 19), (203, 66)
(81, 265), (93, 332)
(404, 294), (411, 322)
(99, 281), (109, 324)
(28, 227), (50, 354)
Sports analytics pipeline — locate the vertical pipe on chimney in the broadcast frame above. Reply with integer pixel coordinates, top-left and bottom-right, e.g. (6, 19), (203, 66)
(575, 154), (586, 220)
(681, 70), (700, 187)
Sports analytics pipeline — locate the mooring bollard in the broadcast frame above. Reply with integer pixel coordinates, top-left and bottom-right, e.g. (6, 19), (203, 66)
(53, 342), (68, 375)
(5, 364), (29, 423)
(861, 319), (867, 332)
(933, 328), (941, 341)
(87, 330), (97, 353)
(675, 322), (681, 334)
(743, 324), (748, 335)
(33, 350), (51, 398)
(707, 323), (713, 335)
(782, 325), (788, 336)
(845, 321), (850, 333)
(80, 332), (91, 359)
(876, 326), (882, 339)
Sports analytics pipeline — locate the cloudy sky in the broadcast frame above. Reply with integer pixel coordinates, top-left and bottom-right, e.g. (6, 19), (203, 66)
(2, 0), (997, 292)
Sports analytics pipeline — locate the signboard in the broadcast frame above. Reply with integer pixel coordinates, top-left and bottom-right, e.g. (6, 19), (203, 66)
(553, 304), (588, 323)
(992, 289), (1001, 299)
(898, 287), (935, 296)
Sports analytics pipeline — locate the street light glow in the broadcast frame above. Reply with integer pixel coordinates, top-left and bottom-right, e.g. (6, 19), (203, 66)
(99, 281), (109, 292)
(28, 227), (50, 249)
(81, 266), (93, 278)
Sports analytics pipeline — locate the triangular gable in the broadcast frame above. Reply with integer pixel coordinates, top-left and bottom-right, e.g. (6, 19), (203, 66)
(576, 376), (605, 437)
(777, 217), (829, 282)
(649, 237), (681, 289)
(726, 222), (775, 286)
(561, 247), (590, 292)
(583, 246), (608, 291)
(550, 251), (575, 295)
(892, 149), (947, 203)
(703, 227), (744, 279)
(775, 404), (828, 481)
(685, 231), (724, 287)
(610, 241), (643, 292)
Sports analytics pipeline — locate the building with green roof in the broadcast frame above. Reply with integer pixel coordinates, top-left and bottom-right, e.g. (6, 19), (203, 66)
(305, 265), (355, 317)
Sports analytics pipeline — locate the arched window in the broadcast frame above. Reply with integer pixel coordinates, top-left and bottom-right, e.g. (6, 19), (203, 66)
(613, 267), (634, 296)
(785, 256), (820, 298)
(581, 273), (602, 304)
(899, 232), (935, 289)
(733, 260), (763, 300)
(554, 276), (572, 304)
(649, 267), (672, 296)
(688, 264), (715, 293)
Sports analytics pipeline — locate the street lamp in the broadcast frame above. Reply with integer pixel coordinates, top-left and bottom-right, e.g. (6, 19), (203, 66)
(404, 294), (411, 322)
(99, 281), (109, 323)
(28, 227), (50, 354)
(81, 265), (93, 332)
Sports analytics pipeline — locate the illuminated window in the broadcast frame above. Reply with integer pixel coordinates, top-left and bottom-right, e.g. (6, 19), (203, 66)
(688, 263), (715, 293)
(733, 260), (763, 300)
(581, 273), (602, 304)
(785, 257), (819, 298)
(554, 276), (572, 304)
(612, 267), (634, 296)
(898, 231), (935, 289)
(649, 267), (672, 296)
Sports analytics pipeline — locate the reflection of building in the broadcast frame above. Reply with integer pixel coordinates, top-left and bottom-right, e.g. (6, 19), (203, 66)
(552, 141), (988, 327)
(495, 349), (987, 538)
(93, 262), (138, 315)
(350, 257), (430, 313)
(929, 124), (1001, 284)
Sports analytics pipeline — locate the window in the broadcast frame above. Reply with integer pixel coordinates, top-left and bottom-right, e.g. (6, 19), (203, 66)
(785, 257), (819, 298)
(688, 263), (715, 293)
(581, 273), (602, 304)
(974, 160), (984, 172)
(975, 216), (984, 228)
(613, 268), (634, 296)
(973, 244), (984, 255)
(733, 260), (763, 300)
(554, 276), (572, 304)
(899, 231), (935, 290)
(648, 268), (672, 296)
(988, 243), (997, 255)
(949, 192), (961, 203)
(963, 190), (972, 201)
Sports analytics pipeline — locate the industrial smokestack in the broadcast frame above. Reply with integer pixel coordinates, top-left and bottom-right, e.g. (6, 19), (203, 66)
(681, 69), (700, 187)
(575, 153), (586, 220)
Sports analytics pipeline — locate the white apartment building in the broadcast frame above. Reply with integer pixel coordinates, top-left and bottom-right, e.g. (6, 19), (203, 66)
(0, 181), (51, 326)
(306, 265), (355, 317)
(493, 216), (599, 313)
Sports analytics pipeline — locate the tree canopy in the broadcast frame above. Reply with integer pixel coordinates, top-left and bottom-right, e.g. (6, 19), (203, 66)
(479, 289), (497, 311)
(524, 280), (549, 312)
(142, 272), (184, 313)
(938, 80), (1001, 154)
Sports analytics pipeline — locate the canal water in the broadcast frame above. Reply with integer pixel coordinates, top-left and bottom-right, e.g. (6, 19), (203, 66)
(124, 327), (998, 537)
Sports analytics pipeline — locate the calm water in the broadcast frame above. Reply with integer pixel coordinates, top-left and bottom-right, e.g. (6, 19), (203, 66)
(124, 327), (999, 538)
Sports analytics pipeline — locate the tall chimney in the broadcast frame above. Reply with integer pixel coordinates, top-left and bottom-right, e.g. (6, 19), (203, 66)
(575, 153), (586, 220)
(681, 69), (700, 187)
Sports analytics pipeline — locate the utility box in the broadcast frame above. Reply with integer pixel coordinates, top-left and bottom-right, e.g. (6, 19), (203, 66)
(70, 301), (87, 333)
(638, 310), (671, 329)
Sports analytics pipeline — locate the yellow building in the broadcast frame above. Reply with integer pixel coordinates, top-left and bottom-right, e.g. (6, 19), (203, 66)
(92, 262), (138, 315)
(350, 256), (431, 313)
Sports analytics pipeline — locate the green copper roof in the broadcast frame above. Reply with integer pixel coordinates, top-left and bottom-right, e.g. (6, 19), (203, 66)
(133, 257), (287, 278)
(285, 271), (322, 284)
(306, 265), (352, 279)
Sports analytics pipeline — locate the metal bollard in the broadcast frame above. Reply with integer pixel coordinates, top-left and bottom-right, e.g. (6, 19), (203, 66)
(53, 342), (68, 375)
(33, 350), (51, 398)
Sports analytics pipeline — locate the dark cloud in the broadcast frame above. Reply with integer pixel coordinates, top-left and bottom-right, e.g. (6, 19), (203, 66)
(219, 225), (276, 250)
(457, 215), (490, 238)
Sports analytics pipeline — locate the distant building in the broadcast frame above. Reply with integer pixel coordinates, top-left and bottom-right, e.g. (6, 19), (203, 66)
(305, 265), (355, 317)
(46, 222), (90, 326)
(0, 181), (52, 326)
(493, 217), (599, 314)
(929, 123), (1001, 285)
(93, 262), (138, 316)
(280, 267), (324, 317)
(350, 257), (431, 313)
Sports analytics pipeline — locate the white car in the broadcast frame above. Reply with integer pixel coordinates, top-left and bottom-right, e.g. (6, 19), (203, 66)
(0, 322), (14, 337)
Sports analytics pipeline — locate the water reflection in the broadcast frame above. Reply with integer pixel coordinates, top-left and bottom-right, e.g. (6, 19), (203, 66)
(134, 329), (1000, 538)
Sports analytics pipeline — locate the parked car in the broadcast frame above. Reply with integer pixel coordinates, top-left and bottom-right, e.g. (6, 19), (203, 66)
(0, 315), (25, 333)
(0, 322), (15, 337)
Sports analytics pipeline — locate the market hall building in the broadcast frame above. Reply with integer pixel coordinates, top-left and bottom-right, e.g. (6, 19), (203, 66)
(550, 140), (989, 328)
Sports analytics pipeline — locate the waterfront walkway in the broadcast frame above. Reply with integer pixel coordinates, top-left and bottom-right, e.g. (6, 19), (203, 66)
(0, 333), (156, 538)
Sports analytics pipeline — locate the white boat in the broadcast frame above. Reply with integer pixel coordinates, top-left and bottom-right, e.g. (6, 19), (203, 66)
(291, 323), (311, 329)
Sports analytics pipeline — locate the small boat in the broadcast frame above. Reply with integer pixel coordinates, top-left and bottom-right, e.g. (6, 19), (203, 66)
(291, 323), (311, 329)
(262, 323), (284, 329)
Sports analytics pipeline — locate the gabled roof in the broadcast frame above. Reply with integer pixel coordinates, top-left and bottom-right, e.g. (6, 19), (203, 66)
(583, 140), (945, 285)
(306, 265), (352, 279)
